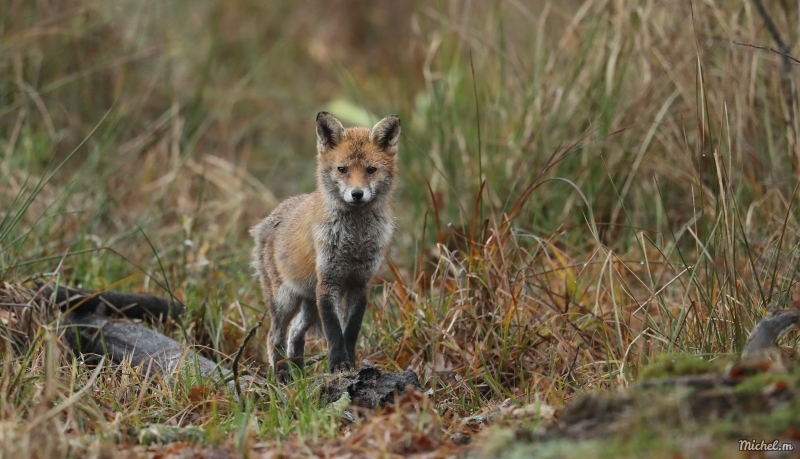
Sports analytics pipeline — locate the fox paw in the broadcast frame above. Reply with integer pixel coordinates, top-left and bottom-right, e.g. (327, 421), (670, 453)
(330, 360), (355, 373)
(276, 370), (292, 384)
(274, 361), (292, 384)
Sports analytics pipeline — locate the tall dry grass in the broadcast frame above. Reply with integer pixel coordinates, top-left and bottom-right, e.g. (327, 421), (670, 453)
(1, 0), (800, 455)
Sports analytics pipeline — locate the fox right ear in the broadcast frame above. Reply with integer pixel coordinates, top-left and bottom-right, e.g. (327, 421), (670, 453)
(316, 112), (346, 152)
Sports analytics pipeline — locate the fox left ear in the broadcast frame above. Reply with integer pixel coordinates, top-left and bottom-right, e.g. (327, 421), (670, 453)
(370, 115), (401, 152)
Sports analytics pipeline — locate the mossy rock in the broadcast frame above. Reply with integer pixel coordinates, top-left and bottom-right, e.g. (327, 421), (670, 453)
(638, 353), (724, 380)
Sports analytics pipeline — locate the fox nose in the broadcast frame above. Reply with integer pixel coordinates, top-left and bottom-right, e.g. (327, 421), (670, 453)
(351, 189), (364, 201)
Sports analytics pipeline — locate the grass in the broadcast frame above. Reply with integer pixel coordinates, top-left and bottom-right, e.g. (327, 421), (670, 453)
(2, 0), (800, 457)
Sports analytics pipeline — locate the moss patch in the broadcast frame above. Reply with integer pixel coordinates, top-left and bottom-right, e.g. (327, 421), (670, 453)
(638, 353), (724, 380)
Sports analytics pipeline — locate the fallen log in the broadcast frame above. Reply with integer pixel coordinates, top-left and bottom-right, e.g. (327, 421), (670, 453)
(56, 291), (421, 408)
(60, 310), (250, 392)
(41, 283), (185, 322)
(741, 307), (800, 359)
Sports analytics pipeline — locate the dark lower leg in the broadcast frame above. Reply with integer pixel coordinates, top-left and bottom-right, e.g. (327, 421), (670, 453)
(343, 288), (368, 367)
(269, 330), (291, 382)
(318, 287), (349, 372)
(268, 296), (301, 383)
(287, 299), (319, 370)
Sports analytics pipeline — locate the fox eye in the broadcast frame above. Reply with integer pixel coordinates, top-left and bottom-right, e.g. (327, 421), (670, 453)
(366, 166), (377, 174)
(337, 166), (348, 173)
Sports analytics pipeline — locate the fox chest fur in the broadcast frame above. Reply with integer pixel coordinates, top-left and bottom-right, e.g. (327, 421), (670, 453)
(313, 209), (393, 287)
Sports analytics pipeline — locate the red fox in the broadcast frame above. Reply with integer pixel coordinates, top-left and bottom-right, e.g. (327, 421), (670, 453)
(251, 111), (400, 381)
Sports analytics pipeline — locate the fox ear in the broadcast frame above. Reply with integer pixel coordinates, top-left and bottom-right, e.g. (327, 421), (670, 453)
(316, 112), (346, 152)
(370, 115), (401, 152)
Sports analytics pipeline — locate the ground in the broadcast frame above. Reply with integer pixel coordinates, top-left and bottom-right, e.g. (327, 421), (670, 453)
(3, 1), (800, 457)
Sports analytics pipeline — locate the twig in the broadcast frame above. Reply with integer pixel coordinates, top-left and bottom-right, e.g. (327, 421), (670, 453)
(732, 41), (800, 66)
(751, 0), (791, 57)
(747, 0), (799, 168)
(231, 315), (265, 400)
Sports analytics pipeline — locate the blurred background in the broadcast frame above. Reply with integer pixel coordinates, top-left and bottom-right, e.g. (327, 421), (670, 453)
(2, 0), (800, 399)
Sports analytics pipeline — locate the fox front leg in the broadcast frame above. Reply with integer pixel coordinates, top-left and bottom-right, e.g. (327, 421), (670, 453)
(342, 286), (368, 368)
(317, 281), (352, 372)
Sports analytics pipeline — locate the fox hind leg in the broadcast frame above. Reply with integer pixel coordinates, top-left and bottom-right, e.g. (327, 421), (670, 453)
(287, 298), (319, 372)
(267, 288), (302, 383)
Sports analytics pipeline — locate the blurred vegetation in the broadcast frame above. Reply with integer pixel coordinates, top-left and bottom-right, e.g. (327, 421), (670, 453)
(2, 0), (800, 456)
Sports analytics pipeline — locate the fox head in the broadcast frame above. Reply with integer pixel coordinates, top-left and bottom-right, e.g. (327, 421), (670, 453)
(315, 111), (400, 208)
